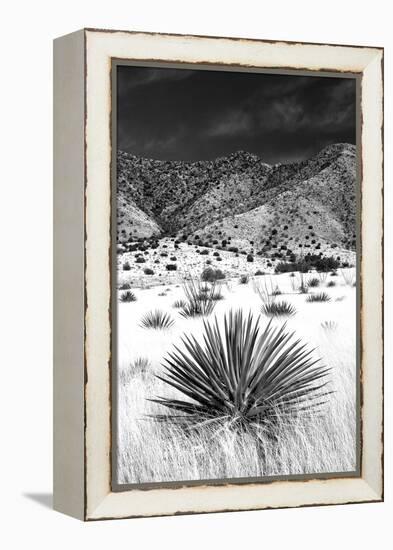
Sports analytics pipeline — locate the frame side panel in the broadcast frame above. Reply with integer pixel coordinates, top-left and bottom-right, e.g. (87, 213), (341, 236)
(53, 29), (85, 520)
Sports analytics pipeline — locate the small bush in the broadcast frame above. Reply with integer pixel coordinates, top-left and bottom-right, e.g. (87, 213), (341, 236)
(306, 292), (331, 303)
(200, 250), (209, 255)
(327, 281), (336, 287)
(262, 300), (296, 317)
(166, 264), (177, 271)
(246, 254), (254, 262)
(201, 267), (225, 282)
(123, 261), (131, 271)
(140, 310), (175, 329)
(239, 274), (249, 285)
(135, 256), (146, 264)
(119, 282), (131, 290)
(308, 277), (320, 288)
(254, 270), (265, 276)
(144, 268), (154, 275)
(120, 291), (136, 303)
(170, 256), (177, 261)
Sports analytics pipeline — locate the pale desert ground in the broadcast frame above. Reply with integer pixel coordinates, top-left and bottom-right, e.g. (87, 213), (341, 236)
(115, 254), (357, 485)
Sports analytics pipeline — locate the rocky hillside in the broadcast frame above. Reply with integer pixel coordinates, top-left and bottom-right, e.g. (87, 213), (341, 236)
(117, 143), (356, 261)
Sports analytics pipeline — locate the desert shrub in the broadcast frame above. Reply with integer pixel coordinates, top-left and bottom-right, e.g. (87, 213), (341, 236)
(120, 291), (137, 303)
(143, 268), (154, 275)
(228, 246), (239, 253)
(315, 257), (339, 272)
(213, 251), (220, 257)
(261, 300), (296, 317)
(140, 310), (174, 329)
(254, 270), (264, 276)
(200, 250), (209, 255)
(119, 282), (131, 290)
(154, 259), (160, 264)
(123, 261), (131, 271)
(201, 268), (225, 282)
(239, 274), (249, 285)
(172, 299), (187, 309)
(170, 256), (177, 261)
(327, 281), (336, 287)
(206, 259), (212, 265)
(246, 254), (254, 263)
(306, 292), (331, 303)
(166, 264), (177, 271)
(216, 257), (222, 261)
(160, 252), (168, 257)
(330, 271), (338, 276)
(321, 321), (338, 331)
(179, 279), (218, 318)
(152, 310), (328, 429)
(271, 285), (282, 296)
(275, 261), (308, 273)
(307, 277), (320, 288)
(135, 257), (146, 264)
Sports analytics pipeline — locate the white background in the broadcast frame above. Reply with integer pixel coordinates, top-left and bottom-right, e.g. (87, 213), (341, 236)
(0, 1), (391, 548)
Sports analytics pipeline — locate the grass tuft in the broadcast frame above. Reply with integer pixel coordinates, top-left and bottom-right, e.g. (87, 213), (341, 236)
(306, 292), (331, 303)
(261, 300), (296, 317)
(140, 310), (175, 330)
(120, 290), (137, 302)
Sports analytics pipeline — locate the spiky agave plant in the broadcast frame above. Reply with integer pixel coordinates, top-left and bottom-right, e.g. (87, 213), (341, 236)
(151, 310), (331, 429)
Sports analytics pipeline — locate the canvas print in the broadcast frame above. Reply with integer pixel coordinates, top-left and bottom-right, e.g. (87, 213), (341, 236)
(114, 65), (358, 486)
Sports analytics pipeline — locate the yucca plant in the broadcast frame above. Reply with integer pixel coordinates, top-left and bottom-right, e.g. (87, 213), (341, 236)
(120, 290), (137, 302)
(140, 310), (175, 329)
(179, 279), (217, 318)
(151, 310), (330, 429)
(261, 300), (296, 317)
(306, 292), (331, 303)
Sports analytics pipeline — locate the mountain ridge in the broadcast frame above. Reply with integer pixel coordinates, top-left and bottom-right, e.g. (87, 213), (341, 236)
(117, 143), (356, 261)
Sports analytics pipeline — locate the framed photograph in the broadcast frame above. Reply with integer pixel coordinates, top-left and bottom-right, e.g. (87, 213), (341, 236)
(53, 28), (384, 520)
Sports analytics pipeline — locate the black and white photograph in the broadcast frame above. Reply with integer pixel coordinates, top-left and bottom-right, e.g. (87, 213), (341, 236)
(114, 64), (358, 486)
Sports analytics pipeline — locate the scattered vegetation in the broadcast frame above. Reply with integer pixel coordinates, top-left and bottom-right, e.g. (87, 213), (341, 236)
(201, 267), (225, 282)
(120, 290), (137, 303)
(261, 300), (296, 317)
(306, 292), (331, 303)
(239, 274), (249, 285)
(119, 282), (131, 290)
(179, 279), (218, 318)
(140, 310), (175, 330)
(307, 277), (320, 288)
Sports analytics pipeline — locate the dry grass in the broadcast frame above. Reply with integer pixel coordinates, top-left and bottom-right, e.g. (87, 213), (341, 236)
(116, 270), (357, 484)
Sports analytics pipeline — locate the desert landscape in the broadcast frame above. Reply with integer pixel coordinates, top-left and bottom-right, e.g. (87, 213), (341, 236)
(115, 142), (358, 485)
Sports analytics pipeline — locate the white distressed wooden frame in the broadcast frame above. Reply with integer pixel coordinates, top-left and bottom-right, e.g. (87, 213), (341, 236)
(53, 28), (383, 521)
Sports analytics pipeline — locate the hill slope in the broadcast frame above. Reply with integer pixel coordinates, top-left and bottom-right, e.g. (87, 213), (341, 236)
(117, 143), (356, 261)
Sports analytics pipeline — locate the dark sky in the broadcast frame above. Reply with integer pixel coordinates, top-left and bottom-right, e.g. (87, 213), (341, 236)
(117, 65), (356, 164)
